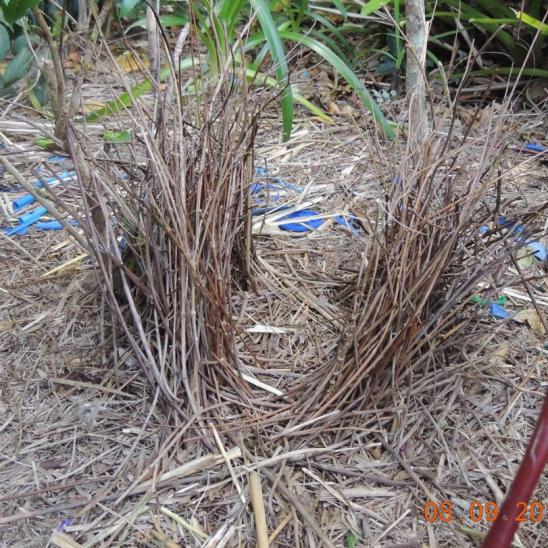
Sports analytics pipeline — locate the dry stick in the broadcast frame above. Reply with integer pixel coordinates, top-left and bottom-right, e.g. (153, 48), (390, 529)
(0, 157), (87, 249)
(268, 513), (292, 544)
(405, 0), (429, 145)
(260, 467), (335, 548)
(211, 424), (245, 504)
(249, 472), (269, 548)
(32, 7), (66, 143)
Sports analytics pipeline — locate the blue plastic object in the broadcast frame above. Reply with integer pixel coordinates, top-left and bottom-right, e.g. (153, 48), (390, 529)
(276, 209), (359, 234)
(35, 220), (65, 230)
(278, 209), (324, 232)
(526, 241), (547, 261)
(489, 303), (511, 320)
(11, 170), (76, 212)
(525, 143), (546, 153)
(4, 206), (48, 236)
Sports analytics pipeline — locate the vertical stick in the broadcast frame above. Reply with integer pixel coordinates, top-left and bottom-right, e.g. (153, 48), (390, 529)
(405, 0), (428, 145)
(250, 472), (269, 548)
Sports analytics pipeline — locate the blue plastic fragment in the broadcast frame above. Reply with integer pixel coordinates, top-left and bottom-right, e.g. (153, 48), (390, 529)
(526, 241), (547, 261)
(57, 518), (73, 532)
(18, 206), (47, 225)
(12, 193), (37, 211)
(278, 209), (324, 232)
(10, 170), (76, 212)
(35, 220), (65, 230)
(276, 209), (359, 234)
(489, 303), (511, 320)
(46, 155), (71, 163)
(525, 143), (546, 153)
(3, 206), (48, 236)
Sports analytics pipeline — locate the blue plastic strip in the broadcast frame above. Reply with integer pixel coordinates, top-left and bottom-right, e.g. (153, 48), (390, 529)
(35, 220), (65, 230)
(278, 209), (324, 232)
(525, 143), (546, 153)
(11, 170), (76, 212)
(4, 206), (48, 236)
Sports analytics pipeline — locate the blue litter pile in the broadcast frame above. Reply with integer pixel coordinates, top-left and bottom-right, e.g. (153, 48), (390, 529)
(251, 168), (359, 235)
(1, 163), (77, 236)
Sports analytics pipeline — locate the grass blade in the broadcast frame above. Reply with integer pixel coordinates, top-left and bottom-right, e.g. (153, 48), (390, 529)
(278, 30), (395, 138)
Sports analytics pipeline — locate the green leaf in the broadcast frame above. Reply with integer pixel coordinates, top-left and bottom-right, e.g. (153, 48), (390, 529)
(278, 30), (395, 138)
(515, 11), (548, 34)
(329, 0), (347, 17)
(119, 0), (142, 19)
(346, 533), (359, 548)
(0, 0), (40, 26)
(251, 0), (293, 141)
(104, 129), (132, 143)
(34, 137), (55, 149)
(51, 12), (62, 37)
(218, 0), (246, 35)
(0, 24), (9, 61)
(125, 13), (188, 33)
(361, 0), (391, 17)
(12, 33), (38, 54)
(245, 67), (332, 124)
(3, 45), (32, 86)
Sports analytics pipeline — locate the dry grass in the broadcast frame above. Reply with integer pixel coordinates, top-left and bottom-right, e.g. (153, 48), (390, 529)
(1, 32), (547, 547)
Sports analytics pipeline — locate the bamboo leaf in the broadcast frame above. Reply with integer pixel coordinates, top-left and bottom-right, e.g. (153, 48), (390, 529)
(251, 0), (293, 141)
(515, 11), (548, 34)
(3, 46), (32, 86)
(361, 0), (391, 16)
(119, 0), (141, 18)
(0, 24), (9, 61)
(278, 30), (394, 138)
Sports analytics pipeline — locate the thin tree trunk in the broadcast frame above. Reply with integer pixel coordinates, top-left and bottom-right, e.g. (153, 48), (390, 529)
(405, 0), (428, 145)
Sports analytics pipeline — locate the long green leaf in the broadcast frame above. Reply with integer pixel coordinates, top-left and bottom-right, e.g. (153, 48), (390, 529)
(3, 46), (32, 86)
(515, 11), (548, 34)
(251, 0), (293, 141)
(361, 0), (391, 17)
(278, 31), (394, 138)
(245, 67), (332, 123)
(119, 0), (141, 18)
(218, 0), (247, 35)
(0, 24), (9, 61)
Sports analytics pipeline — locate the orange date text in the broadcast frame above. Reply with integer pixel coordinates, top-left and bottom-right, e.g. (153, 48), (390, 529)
(422, 500), (546, 523)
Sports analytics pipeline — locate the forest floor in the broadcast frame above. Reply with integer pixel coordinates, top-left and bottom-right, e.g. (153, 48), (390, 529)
(0, 41), (547, 547)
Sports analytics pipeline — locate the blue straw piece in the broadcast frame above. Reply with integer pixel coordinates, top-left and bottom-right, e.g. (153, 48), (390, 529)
(35, 220), (65, 230)
(4, 206), (48, 236)
(525, 143), (546, 153)
(11, 170), (76, 212)
(12, 193), (36, 211)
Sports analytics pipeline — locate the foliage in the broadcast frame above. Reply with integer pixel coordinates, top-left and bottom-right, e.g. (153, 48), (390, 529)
(0, 0), (40, 95)
(107, 0), (394, 139)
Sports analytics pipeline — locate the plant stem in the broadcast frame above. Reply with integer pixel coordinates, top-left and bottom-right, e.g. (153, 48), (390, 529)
(481, 391), (548, 547)
(33, 6), (66, 144)
(405, 0), (428, 145)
